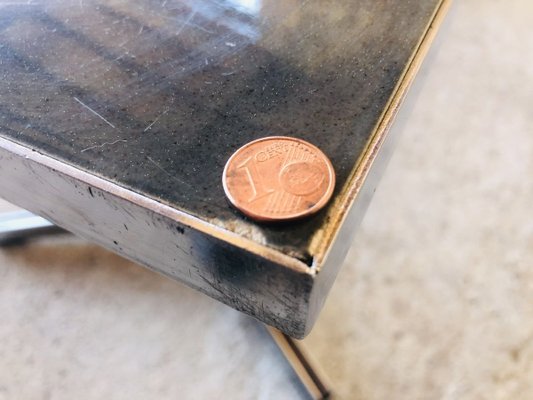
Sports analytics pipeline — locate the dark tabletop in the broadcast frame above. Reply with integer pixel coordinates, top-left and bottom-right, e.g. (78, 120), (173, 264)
(0, 0), (440, 260)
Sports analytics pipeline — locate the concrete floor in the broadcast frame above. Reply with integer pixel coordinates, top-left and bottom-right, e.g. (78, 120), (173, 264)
(1, 0), (532, 399)
(305, 1), (533, 398)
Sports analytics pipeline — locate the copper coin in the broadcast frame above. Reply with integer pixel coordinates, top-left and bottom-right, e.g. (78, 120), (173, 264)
(222, 136), (335, 221)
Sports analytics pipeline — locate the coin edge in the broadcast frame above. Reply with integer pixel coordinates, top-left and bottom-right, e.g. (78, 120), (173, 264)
(222, 136), (336, 222)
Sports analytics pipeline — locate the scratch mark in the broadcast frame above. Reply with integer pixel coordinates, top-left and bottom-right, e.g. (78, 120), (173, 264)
(113, 51), (128, 61)
(74, 97), (116, 129)
(17, 123), (31, 135)
(188, 22), (214, 34)
(144, 109), (169, 132)
(81, 139), (127, 153)
(0, 2), (39, 6)
(175, 11), (196, 37)
(147, 156), (191, 187)
(118, 39), (130, 48)
(221, 71), (236, 76)
(198, 275), (228, 299)
(160, 13), (211, 34)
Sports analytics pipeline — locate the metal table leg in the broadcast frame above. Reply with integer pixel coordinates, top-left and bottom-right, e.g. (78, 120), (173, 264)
(0, 210), (63, 245)
(266, 327), (333, 400)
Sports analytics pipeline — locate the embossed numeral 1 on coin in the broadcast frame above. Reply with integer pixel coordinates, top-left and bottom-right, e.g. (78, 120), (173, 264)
(237, 156), (274, 203)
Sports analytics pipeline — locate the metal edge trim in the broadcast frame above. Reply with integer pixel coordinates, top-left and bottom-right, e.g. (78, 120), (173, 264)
(311, 0), (453, 269)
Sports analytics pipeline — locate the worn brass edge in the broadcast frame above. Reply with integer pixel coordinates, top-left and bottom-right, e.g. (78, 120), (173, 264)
(311, 0), (453, 269)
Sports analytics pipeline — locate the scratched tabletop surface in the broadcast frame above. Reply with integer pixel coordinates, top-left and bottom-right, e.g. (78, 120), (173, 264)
(0, 0), (441, 259)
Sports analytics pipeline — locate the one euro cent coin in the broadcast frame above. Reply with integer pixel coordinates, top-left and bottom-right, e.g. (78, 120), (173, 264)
(222, 136), (335, 221)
